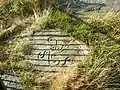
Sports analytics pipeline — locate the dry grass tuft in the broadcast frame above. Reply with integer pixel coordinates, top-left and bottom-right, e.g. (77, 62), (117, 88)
(0, 61), (8, 68)
(51, 10), (120, 90)
(0, 1), (51, 88)
(51, 64), (78, 90)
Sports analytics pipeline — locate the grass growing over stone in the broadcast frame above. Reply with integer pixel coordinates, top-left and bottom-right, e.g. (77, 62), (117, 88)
(50, 10), (120, 90)
(0, 0), (120, 90)
(0, 0), (52, 89)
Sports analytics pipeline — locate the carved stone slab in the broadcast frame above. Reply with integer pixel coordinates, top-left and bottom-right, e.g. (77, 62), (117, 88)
(25, 29), (89, 72)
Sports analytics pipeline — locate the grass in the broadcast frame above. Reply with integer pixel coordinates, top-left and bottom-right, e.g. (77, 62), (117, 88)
(0, 0), (120, 90)
(50, 10), (120, 90)
(0, 0), (52, 89)
(7, 9), (51, 89)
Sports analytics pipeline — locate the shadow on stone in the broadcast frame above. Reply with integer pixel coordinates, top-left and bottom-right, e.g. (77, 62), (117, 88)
(0, 78), (7, 90)
(0, 74), (23, 90)
(59, 0), (106, 14)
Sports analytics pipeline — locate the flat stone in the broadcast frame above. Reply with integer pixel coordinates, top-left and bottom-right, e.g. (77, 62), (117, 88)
(25, 29), (89, 72)
(0, 71), (23, 90)
(59, 0), (120, 17)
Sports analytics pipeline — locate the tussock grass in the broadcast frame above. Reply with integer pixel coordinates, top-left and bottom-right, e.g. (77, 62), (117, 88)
(51, 10), (120, 90)
(0, 0), (53, 29)
(0, 1), (52, 89)
(51, 65), (78, 90)
(88, 11), (120, 43)
(1, 0), (120, 90)
(6, 9), (51, 89)
(31, 8), (51, 29)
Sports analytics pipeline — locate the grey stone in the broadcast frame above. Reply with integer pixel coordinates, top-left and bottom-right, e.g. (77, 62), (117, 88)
(59, 0), (120, 16)
(0, 71), (23, 90)
(25, 29), (89, 72)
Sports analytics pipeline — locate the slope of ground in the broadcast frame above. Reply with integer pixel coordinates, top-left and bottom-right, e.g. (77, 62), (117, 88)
(0, 0), (120, 90)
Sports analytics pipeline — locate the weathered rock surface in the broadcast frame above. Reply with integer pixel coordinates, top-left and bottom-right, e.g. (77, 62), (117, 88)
(59, 0), (120, 17)
(25, 29), (89, 72)
(1, 0), (119, 89)
(0, 70), (22, 90)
